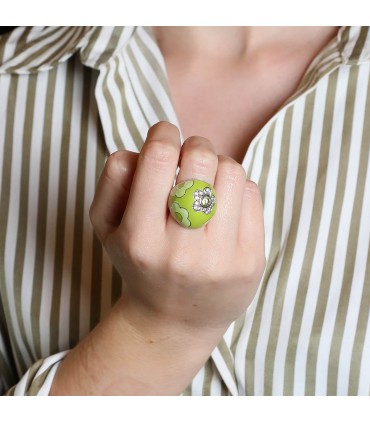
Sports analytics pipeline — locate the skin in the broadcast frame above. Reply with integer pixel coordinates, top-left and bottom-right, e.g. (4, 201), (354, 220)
(50, 27), (338, 395)
(152, 26), (339, 163)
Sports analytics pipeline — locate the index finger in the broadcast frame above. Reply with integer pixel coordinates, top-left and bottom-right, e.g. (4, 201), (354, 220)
(121, 121), (181, 234)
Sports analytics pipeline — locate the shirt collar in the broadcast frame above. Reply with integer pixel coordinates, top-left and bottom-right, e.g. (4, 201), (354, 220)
(338, 26), (370, 64)
(0, 26), (138, 74)
(0, 27), (93, 74)
(0, 26), (369, 75)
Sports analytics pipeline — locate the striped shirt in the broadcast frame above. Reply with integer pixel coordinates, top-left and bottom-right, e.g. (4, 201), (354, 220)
(0, 26), (370, 395)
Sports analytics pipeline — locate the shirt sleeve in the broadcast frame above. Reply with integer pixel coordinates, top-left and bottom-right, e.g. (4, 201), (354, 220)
(0, 291), (70, 396)
(5, 350), (69, 396)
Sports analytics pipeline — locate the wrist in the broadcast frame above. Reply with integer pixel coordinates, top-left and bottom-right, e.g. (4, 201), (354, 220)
(51, 295), (226, 395)
(115, 295), (228, 349)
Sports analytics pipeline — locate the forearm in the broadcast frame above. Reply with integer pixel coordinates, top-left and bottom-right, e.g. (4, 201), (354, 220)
(49, 296), (225, 395)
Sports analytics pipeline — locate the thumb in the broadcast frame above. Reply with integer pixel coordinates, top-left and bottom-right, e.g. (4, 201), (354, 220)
(90, 150), (139, 242)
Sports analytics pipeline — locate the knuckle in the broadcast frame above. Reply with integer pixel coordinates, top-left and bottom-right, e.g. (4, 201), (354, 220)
(104, 151), (127, 183)
(121, 232), (152, 268)
(218, 155), (246, 182)
(166, 244), (194, 277)
(185, 146), (217, 172)
(166, 257), (190, 280)
(184, 135), (212, 148)
(243, 180), (263, 204)
(167, 240), (219, 283)
(201, 262), (224, 285)
(184, 136), (215, 154)
(244, 179), (260, 195)
(141, 139), (179, 167)
(244, 251), (266, 280)
(147, 121), (180, 140)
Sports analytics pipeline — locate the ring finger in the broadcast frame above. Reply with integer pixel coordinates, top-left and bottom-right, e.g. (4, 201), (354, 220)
(167, 136), (218, 230)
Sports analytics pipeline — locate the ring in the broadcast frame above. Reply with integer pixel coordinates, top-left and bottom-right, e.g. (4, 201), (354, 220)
(168, 179), (217, 229)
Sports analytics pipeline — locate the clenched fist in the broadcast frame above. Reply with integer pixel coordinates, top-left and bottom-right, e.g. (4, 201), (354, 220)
(90, 121), (265, 334)
(51, 121), (265, 395)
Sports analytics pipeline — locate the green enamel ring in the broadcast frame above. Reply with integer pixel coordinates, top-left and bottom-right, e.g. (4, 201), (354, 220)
(168, 179), (217, 229)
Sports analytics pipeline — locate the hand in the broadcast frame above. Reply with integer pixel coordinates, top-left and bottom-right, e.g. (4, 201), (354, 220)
(51, 121), (266, 395)
(90, 121), (265, 337)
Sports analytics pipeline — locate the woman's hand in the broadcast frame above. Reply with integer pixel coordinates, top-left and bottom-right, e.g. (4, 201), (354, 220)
(90, 121), (265, 337)
(51, 121), (265, 395)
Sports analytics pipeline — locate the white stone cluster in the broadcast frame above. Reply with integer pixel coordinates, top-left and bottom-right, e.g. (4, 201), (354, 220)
(192, 187), (216, 214)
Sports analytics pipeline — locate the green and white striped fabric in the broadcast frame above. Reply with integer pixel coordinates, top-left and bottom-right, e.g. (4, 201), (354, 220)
(0, 26), (370, 395)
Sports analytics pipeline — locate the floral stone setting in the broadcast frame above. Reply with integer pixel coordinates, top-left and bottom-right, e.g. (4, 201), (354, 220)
(168, 179), (217, 229)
